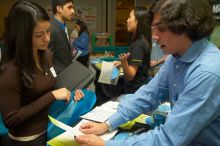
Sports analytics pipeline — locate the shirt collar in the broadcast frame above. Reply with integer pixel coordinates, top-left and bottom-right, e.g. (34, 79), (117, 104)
(53, 17), (66, 30)
(175, 38), (208, 63)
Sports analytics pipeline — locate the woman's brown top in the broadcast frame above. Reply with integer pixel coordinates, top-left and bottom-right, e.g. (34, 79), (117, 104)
(0, 60), (56, 137)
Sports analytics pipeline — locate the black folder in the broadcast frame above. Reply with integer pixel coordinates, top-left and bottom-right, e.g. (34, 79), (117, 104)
(54, 60), (95, 91)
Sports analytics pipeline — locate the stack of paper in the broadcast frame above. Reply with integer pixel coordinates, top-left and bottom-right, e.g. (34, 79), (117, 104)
(47, 117), (117, 146)
(80, 101), (118, 122)
(80, 106), (117, 123)
(47, 101), (119, 146)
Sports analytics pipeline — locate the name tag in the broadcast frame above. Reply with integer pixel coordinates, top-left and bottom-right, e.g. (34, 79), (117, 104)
(50, 67), (57, 77)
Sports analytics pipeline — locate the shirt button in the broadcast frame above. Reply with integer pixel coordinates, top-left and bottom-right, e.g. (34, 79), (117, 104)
(176, 65), (179, 68)
(173, 83), (176, 87)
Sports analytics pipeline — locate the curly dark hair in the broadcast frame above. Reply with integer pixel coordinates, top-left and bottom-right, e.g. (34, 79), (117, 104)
(149, 0), (215, 41)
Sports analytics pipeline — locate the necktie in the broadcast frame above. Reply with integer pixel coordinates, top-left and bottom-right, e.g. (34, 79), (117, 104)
(64, 27), (69, 41)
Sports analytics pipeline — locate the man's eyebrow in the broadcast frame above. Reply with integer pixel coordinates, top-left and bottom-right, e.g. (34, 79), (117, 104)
(151, 22), (161, 26)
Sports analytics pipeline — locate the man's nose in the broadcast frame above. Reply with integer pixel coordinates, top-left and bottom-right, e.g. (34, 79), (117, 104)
(152, 32), (159, 42)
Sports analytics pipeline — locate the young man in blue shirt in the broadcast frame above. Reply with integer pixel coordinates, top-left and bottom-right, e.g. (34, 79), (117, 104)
(75, 0), (220, 145)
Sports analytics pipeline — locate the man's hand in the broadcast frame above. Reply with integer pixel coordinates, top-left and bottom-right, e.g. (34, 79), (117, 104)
(79, 122), (108, 135)
(75, 134), (105, 146)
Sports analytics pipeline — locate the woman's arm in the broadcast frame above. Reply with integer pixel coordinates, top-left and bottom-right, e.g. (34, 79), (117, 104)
(119, 52), (138, 81)
(0, 63), (55, 128)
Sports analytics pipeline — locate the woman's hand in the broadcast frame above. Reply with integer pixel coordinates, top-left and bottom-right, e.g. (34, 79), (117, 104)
(113, 61), (121, 67)
(79, 121), (109, 135)
(75, 134), (105, 146)
(74, 89), (84, 102)
(119, 52), (130, 63)
(52, 87), (71, 103)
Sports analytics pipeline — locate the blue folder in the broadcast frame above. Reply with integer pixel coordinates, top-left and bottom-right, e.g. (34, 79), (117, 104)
(0, 113), (8, 135)
(47, 89), (96, 140)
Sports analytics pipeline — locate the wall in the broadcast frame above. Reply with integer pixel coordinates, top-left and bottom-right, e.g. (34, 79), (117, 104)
(0, 0), (114, 41)
(135, 0), (154, 7)
(0, 0), (52, 37)
(0, 0), (15, 36)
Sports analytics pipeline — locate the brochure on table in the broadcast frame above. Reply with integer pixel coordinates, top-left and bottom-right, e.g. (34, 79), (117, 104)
(47, 101), (119, 146)
(80, 101), (118, 122)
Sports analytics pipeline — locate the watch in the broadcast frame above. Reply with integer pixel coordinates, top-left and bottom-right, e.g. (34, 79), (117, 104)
(157, 59), (159, 65)
(105, 120), (113, 131)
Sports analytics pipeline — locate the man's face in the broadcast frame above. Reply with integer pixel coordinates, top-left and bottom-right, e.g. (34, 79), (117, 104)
(151, 13), (191, 55)
(59, 2), (74, 21)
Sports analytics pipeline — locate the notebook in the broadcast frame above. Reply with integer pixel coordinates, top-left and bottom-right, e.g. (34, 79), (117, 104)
(54, 60), (95, 91)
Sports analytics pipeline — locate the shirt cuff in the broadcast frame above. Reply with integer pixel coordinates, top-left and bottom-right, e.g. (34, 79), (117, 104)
(108, 112), (127, 130)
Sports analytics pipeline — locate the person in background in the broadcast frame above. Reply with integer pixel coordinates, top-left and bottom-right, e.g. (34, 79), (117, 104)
(149, 40), (168, 76)
(114, 6), (152, 95)
(70, 25), (78, 44)
(150, 40), (168, 67)
(75, 0), (220, 145)
(0, 1), (82, 145)
(48, 0), (74, 74)
(72, 20), (90, 67)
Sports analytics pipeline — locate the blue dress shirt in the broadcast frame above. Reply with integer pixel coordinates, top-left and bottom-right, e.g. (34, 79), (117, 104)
(53, 17), (66, 31)
(106, 38), (220, 146)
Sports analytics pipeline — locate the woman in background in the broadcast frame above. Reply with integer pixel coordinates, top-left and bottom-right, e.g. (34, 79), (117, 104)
(75, 7), (152, 103)
(0, 1), (77, 145)
(114, 6), (152, 94)
(72, 20), (90, 67)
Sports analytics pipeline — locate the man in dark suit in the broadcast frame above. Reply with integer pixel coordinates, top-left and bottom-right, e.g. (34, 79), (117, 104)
(48, 0), (74, 73)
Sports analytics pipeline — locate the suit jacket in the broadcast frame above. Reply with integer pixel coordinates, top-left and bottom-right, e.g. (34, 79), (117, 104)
(48, 17), (73, 74)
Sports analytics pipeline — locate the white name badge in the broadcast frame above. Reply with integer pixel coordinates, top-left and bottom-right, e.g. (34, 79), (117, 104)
(50, 67), (57, 77)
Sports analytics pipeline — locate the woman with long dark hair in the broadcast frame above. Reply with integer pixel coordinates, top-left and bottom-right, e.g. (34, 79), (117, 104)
(115, 6), (152, 94)
(0, 1), (73, 145)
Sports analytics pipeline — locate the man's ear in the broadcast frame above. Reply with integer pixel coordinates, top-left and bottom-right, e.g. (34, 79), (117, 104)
(56, 5), (62, 13)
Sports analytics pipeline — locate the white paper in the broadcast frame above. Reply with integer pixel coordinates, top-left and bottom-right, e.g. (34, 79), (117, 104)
(80, 106), (117, 123)
(48, 116), (83, 137)
(47, 118), (118, 146)
(72, 50), (82, 62)
(98, 61), (113, 84)
(100, 101), (119, 110)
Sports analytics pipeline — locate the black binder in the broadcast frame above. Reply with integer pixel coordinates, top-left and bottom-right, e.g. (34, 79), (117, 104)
(54, 60), (95, 91)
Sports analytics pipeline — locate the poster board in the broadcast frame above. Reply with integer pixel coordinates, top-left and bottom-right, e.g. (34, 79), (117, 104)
(75, 6), (97, 30)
